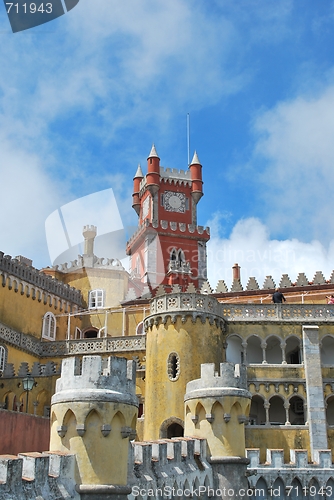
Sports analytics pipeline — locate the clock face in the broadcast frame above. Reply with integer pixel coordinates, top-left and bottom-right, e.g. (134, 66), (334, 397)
(164, 191), (186, 213)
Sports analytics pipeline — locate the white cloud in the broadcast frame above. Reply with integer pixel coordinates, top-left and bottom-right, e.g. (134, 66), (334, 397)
(207, 215), (334, 290)
(0, 135), (64, 266)
(252, 84), (334, 242)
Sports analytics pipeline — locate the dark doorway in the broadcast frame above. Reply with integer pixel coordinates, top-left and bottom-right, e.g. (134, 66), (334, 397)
(167, 423), (184, 438)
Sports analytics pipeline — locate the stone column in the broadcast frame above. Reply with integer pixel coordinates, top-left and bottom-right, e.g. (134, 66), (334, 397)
(302, 325), (328, 461)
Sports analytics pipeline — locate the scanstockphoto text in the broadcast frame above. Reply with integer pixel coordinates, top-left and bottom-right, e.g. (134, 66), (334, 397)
(131, 484), (333, 498)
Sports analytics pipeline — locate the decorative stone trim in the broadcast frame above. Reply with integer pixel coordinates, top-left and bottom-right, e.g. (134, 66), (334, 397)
(0, 252), (82, 305)
(223, 413), (231, 423)
(238, 415), (248, 424)
(101, 424), (111, 437)
(57, 425), (67, 437)
(121, 426), (133, 439)
(0, 321), (146, 358)
(76, 424), (86, 436)
(145, 293), (225, 332)
(206, 413), (214, 423)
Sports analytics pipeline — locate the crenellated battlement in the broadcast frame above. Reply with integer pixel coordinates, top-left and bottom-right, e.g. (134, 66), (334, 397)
(213, 269), (334, 295)
(52, 255), (125, 273)
(128, 437), (213, 496)
(185, 362), (248, 394)
(0, 451), (78, 499)
(52, 355), (138, 406)
(126, 220), (210, 253)
(247, 448), (334, 491)
(0, 252), (82, 306)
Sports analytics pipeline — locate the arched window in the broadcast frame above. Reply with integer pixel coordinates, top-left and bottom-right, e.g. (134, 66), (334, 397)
(88, 289), (104, 309)
(167, 352), (180, 381)
(42, 312), (56, 341)
(136, 321), (145, 335)
(0, 345), (6, 373)
(177, 249), (185, 266)
(170, 248), (177, 261)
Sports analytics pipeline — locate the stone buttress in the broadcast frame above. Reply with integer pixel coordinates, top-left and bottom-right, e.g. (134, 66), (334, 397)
(50, 355), (138, 500)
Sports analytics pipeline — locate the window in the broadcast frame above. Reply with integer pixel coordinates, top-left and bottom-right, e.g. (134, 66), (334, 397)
(42, 312), (56, 341)
(0, 346), (6, 372)
(136, 321), (144, 335)
(167, 352), (180, 381)
(75, 327), (83, 339)
(88, 289), (104, 309)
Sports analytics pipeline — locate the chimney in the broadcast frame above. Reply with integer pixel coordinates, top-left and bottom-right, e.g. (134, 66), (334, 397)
(232, 263), (240, 281)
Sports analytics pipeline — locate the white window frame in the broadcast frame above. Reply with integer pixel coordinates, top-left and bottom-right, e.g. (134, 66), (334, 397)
(75, 327), (83, 339)
(42, 312), (56, 341)
(88, 289), (105, 309)
(0, 346), (6, 372)
(136, 321), (145, 335)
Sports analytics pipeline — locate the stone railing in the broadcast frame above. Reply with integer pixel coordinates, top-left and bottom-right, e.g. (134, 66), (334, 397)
(150, 293), (221, 316)
(40, 336), (146, 357)
(221, 303), (334, 322)
(0, 321), (146, 358)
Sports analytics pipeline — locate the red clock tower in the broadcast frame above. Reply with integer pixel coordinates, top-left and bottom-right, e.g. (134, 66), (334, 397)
(126, 145), (210, 291)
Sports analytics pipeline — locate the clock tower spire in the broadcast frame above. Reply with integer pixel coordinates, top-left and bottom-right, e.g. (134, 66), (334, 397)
(126, 145), (209, 291)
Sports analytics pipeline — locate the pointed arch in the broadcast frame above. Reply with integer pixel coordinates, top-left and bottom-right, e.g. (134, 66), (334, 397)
(290, 477), (303, 500)
(326, 478), (334, 500)
(309, 477), (321, 500)
(195, 401), (206, 425)
(272, 477), (285, 500)
(254, 477), (268, 499)
(36, 389), (49, 417)
(111, 410), (126, 429)
(230, 400), (242, 424)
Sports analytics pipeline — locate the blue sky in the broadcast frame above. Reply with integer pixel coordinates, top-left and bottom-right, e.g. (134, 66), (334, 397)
(1, 0), (334, 289)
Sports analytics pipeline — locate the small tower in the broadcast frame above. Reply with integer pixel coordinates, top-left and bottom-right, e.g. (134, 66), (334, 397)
(127, 146), (210, 290)
(184, 362), (252, 498)
(189, 151), (203, 225)
(49, 355), (138, 499)
(143, 292), (225, 441)
(82, 225), (97, 267)
(132, 164), (144, 215)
